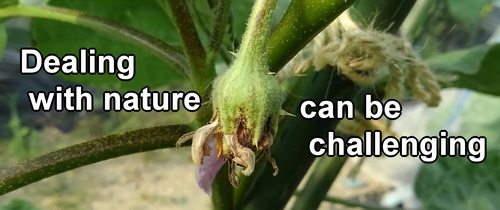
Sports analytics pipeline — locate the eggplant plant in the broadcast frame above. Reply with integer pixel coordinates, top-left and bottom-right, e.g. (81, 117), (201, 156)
(0, 0), (499, 209)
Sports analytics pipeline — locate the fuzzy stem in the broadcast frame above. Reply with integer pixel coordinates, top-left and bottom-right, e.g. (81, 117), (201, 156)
(166, 0), (214, 95)
(234, 0), (277, 72)
(206, 0), (233, 67)
(0, 124), (193, 196)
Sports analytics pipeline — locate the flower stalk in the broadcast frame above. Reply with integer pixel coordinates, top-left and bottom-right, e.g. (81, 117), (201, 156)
(234, 0), (277, 72)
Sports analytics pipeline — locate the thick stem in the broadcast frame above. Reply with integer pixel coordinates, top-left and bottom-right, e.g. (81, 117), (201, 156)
(166, 0), (214, 95)
(211, 163), (234, 210)
(0, 4), (189, 76)
(267, 0), (357, 73)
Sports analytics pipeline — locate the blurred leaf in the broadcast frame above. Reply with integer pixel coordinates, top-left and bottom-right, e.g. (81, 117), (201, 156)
(32, 0), (187, 91)
(19, 0), (46, 6)
(0, 24), (6, 61)
(446, 0), (492, 24)
(0, 0), (17, 8)
(189, 0), (216, 34)
(415, 149), (500, 210)
(0, 199), (40, 210)
(425, 43), (500, 96)
(229, 0), (253, 48)
(271, 0), (292, 29)
(0, 124), (193, 195)
(230, 0), (292, 45)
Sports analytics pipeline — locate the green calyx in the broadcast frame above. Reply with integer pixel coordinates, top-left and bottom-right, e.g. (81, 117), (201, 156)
(210, 0), (281, 149)
(212, 59), (283, 148)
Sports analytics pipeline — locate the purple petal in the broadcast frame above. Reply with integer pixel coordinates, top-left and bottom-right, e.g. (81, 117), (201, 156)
(196, 134), (225, 196)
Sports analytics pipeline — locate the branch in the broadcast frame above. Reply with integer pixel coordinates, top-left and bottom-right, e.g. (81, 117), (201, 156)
(0, 124), (193, 196)
(206, 0), (232, 67)
(0, 4), (190, 76)
(166, 0), (214, 94)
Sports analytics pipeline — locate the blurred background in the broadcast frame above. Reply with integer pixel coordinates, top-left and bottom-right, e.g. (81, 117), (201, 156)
(0, 0), (499, 209)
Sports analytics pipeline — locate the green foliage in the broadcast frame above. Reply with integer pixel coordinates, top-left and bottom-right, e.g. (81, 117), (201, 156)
(415, 149), (500, 210)
(0, 199), (40, 210)
(446, 0), (492, 24)
(3, 112), (38, 161)
(229, 0), (253, 48)
(425, 44), (500, 96)
(0, 0), (17, 8)
(427, 91), (500, 150)
(32, 0), (187, 91)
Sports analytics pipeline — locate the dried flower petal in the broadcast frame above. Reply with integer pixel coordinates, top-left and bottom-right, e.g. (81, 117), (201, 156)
(195, 134), (225, 195)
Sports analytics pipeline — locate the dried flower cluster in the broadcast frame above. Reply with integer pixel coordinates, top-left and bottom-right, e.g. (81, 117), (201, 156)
(276, 12), (441, 107)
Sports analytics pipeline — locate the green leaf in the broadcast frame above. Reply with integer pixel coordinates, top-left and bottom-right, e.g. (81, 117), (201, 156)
(32, 0), (187, 91)
(0, 124), (193, 196)
(446, 0), (492, 24)
(0, 199), (40, 210)
(19, 0), (46, 6)
(0, 23), (6, 61)
(414, 149), (500, 210)
(425, 43), (500, 96)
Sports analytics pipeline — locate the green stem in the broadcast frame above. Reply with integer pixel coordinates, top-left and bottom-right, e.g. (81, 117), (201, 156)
(0, 124), (193, 196)
(211, 163), (234, 210)
(166, 0), (213, 95)
(400, 0), (436, 41)
(291, 156), (348, 210)
(187, 0), (232, 65)
(236, 0), (277, 66)
(0, 4), (189, 76)
(206, 0), (233, 67)
(267, 0), (357, 73)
